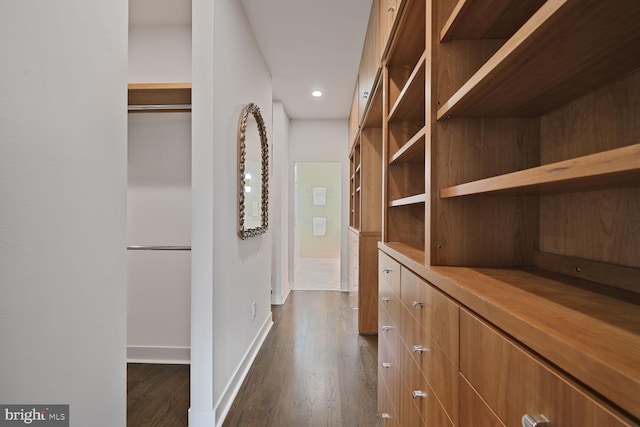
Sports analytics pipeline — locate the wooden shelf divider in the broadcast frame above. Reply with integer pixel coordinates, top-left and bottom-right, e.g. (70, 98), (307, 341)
(388, 53), (426, 122)
(389, 126), (426, 164)
(128, 83), (192, 112)
(440, 0), (546, 42)
(388, 193), (427, 207)
(439, 143), (640, 198)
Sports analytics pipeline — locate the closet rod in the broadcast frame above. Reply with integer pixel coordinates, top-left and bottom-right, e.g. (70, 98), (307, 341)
(127, 104), (192, 111)
(127, 245), (191, 251)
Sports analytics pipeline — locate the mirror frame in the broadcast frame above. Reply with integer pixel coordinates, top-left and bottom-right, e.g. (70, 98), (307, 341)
(237, 103), (269, 239)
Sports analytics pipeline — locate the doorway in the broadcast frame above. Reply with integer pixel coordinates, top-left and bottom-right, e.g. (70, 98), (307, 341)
(293, 162), (342, 291)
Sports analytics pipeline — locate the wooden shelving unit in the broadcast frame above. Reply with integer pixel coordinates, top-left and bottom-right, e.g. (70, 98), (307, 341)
(128, 83), (192, 112)
(349, 74), (383, 334)
(383, 0), (427, 256)
(374, 0), (640, 424)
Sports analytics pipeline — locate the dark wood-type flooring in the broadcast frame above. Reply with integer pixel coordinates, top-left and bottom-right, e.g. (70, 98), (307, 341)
(127, 363), (189, 427)
(127, 290), (378, 427)
(223, 291), (378, 427)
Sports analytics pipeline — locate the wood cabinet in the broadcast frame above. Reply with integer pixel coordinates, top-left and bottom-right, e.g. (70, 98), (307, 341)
(370, 0), (640, 424)
(349, 79), (383, 334)
(378, 251), (458, 426)
(460, 309), (634, 427)
(379, 247), (640, 426)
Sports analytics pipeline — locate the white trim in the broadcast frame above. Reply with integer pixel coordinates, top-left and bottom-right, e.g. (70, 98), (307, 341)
(127, 345), (190, 364)
(188, 408), (216, 427)
(214, 312), (273, 427)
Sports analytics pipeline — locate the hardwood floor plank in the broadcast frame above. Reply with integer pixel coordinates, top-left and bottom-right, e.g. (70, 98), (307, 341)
(223, 291), (378, 427)
(127, 363), (189, 427)
(126, 291), (378, 427)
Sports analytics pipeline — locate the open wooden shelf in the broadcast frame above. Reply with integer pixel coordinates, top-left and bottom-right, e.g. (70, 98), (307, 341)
(388, 53), (426, 123)
(440, 0), (546, 41)
(439, 144), (640, 198)
(388, 193), (426, 207)
(128, 83), (192, 112)
(437, 0), (640, 119)
(389, 126), (426, 164)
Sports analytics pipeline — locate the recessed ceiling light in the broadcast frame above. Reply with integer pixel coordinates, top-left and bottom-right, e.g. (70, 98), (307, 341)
(312, 90), (323, 97)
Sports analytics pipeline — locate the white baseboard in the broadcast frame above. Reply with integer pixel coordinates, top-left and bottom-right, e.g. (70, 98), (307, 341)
(188, 408), (215, 427)
(127, 345), (190, 364)
(215, 313), (273, 427)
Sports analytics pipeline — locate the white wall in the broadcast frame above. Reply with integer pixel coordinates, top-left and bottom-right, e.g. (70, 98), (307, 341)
(0, 1), (128, 426)
(289, 120), (350, 290)
(192, 0), (274, 425)
(129, 25), (192, 83)
(271, 102), (291, 305)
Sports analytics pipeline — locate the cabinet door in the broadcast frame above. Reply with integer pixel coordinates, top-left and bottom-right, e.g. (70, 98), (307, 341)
(460, 309), (634, 427)
(379, 250), (400, 296)
(348, 229), (359, 308)
(358, 0), (380, 122)
(348, 85), (359, 149)
(378, 0), (397, 60)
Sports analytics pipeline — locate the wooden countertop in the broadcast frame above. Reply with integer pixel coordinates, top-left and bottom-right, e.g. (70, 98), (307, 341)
(379, 242), (640, 421)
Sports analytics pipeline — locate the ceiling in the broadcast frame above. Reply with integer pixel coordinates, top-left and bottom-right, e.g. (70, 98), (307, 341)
(130, 0), (373, 120)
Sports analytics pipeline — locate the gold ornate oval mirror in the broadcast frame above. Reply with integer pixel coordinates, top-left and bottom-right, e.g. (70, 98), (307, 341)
(237, 103), (269, 239)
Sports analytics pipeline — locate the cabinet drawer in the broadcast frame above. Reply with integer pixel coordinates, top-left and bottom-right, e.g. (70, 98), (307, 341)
(400, 266), (459, 364)
(399, 343), (453, 427)
(379, 251), (400, 296)
(410, 325), (459, 425)
(379, 273), (403, 335)
(460, 309), (635, 427)
(378, 380), (399, 427)
(379, 344), (400, 418)
(459, 374), (505, 427)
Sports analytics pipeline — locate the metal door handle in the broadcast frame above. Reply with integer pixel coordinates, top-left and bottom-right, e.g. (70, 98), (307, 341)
(522, 414), (550, 427)
(381, 297), (390, 302)
(412, 300), (424, 308)
(412, 345), (428, 353)
(412, 390), (427, 399)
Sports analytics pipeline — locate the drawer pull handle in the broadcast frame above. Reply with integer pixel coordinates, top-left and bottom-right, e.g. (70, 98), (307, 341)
(522, 414), (550, 427)
(382, 362), (391, 368)
(412, 300), (424, 308)
(412, 390), (427, 399)
(412, 345), (429, 353)
(381, 297), (390, 302)
(382, 268), (393, 274)
(382, 325), (393, 331)
(381, 413), (391, 419)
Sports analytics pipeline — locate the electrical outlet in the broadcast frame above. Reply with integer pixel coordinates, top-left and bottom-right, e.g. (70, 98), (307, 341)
(251, 301), (257, 320)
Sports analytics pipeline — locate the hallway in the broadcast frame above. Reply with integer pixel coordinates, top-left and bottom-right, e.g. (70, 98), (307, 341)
(223, 291), (378, 426)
